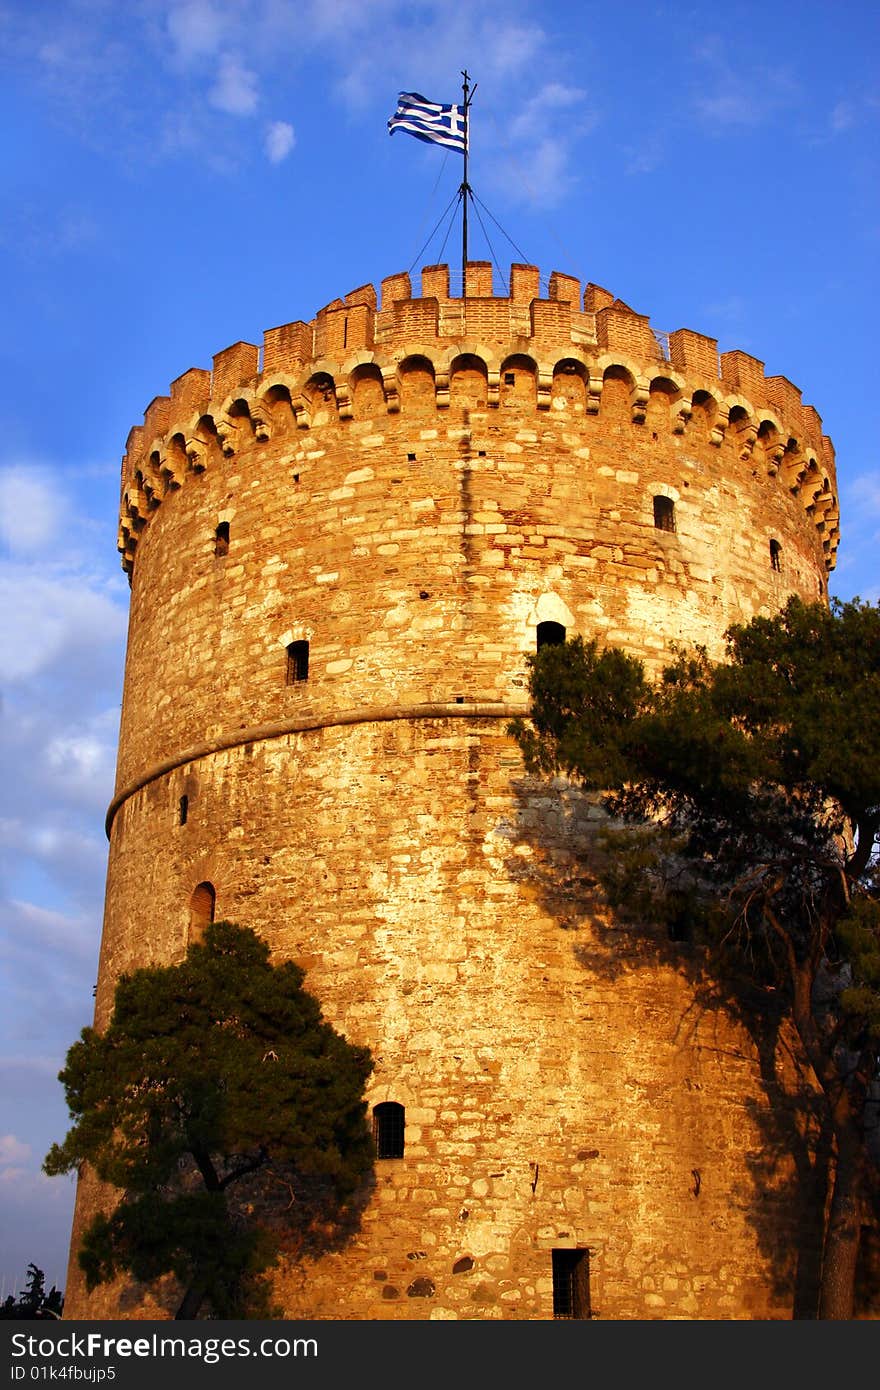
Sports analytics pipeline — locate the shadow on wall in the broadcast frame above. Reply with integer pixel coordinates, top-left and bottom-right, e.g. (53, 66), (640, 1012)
(500, 772), (829, 1320)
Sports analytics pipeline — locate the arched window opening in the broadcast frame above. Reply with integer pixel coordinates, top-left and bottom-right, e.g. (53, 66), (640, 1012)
(179, 795), (189, 826)
(214, 521), (230, 556)
(537, 621), (566, 651)
(653, 495), (675, 532)
(189, 882), (215, 940)
(286, 640), (310, 684)
(552, 1249), (591, 1319)
(770, 538), (782, 572)
(373, 1101), (405, 1159)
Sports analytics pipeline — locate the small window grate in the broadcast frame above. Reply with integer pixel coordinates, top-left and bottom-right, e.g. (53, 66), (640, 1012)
(373, 1101), (405, 1159)
(552, 1248), (591, 1319)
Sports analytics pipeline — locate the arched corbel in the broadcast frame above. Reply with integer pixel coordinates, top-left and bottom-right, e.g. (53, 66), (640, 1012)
(157, 445), (184, 488)
(708, 402), (729, 447)
(249, 403), (273, 441)
(486, 369), (500, 409)
(290, 394), (310, 430)
(127, 485), (147, 522)
(435, 368), (450, 410)
(536, 368), (553, 411)
(738, 423), (757, 460)
(585, 371), (603, 414)
(334, 383), (353, 421)
(672, 396), (693, 435)
(766, 440), (784, 477)
(215, 419), (239, 457)
(380, 367), (400, 414)
(182, 437), (206, 473)
(631, 376), (650, 425)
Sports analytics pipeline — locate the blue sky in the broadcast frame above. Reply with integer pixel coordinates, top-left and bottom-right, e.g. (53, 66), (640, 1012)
(0, 0), (877, 1300)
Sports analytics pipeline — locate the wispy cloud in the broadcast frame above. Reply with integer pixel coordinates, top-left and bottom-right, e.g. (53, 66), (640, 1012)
(265, 119), (295, 163)
(0, 1134), (31, 1168)
(692, 37), (799, 129)
(166, 0), (232, 63)
(209, 56), (260, 114)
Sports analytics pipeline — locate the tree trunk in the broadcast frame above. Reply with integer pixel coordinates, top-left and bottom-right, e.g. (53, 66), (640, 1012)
(817, 1119), (863, 1319)
(790, 958), (863, 1319)
(175, 1276), (208, 1320)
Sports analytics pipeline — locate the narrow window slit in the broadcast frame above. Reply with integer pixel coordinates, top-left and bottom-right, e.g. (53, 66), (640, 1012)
(653, 496), (675, 532)
(286, 640), (310, 684)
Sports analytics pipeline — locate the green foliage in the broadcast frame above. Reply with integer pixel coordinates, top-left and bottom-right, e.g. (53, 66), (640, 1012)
(45, 921), (374, 1318)
(508, 637), (649, 787)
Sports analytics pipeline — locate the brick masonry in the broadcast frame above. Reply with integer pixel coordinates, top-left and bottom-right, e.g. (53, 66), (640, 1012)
(65, 263), (837, 1320)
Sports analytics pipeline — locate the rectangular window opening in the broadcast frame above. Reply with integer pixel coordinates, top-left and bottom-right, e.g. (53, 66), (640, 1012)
(653, 495), (675, 533)
(552, 1248), (591, 1320)
(214, 521), (230, 556)
(286, 639), (310, 684)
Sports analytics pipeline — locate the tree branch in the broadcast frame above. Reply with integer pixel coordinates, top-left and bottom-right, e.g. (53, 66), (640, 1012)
(219, 1146), (269, 1191)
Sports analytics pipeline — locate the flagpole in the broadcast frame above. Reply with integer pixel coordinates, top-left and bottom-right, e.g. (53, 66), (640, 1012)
(461, 70), (476, 295)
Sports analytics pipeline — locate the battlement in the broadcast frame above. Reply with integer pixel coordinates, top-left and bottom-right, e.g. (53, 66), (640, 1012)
(117, 262), (839, 576)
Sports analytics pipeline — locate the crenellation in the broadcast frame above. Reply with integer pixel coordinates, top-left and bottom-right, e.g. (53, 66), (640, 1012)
(142, 394), (171, 444)
(720, 348), (765, 400)
(548, 270), (580, 306)
(669, 328), (720, 381)
(529, 297), (571, 341)
(765, 374), (805, 439)
(381, 270), (412, 307)
(420, 264), (450, 300)
(596, 304), (662, 361)
(212, 341), (259, 403)
(166, 369), (209, 420)
(509, 262), (541, 304)
(465, 261), (493, 297)
(263, 320), (313, 374)
(344, 283), (378, 311)
(584, 283), (614, 312)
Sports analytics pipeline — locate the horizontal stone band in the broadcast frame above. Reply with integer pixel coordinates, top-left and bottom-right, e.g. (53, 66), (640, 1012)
(105, 700), (525, 837)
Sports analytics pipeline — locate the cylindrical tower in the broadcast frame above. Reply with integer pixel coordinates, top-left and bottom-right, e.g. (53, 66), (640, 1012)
(67, 262), (838, 1320)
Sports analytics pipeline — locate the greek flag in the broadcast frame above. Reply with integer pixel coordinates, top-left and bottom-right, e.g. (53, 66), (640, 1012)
(388, 91), (467, 151)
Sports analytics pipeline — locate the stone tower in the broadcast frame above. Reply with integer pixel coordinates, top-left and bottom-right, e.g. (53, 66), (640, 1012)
(66, 261), (839, 1320)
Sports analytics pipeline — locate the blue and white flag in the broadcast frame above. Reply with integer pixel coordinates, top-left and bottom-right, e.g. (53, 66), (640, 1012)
(388, 92), (467, 152)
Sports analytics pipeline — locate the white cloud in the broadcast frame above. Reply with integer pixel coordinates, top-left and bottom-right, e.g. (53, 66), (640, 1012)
(0, 1134), (31, 1167)
(265, 119), (295, 163)
(497, 138), (579, 209)
(0, 565), (126, 683)
(209, 56), (259, 115)
(509, 82), (588, 141)
(166, 0), (231, 62)
(830, 100), (856, 134)
(692, 40), (799, 129)
(0, 468), (58, 555)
